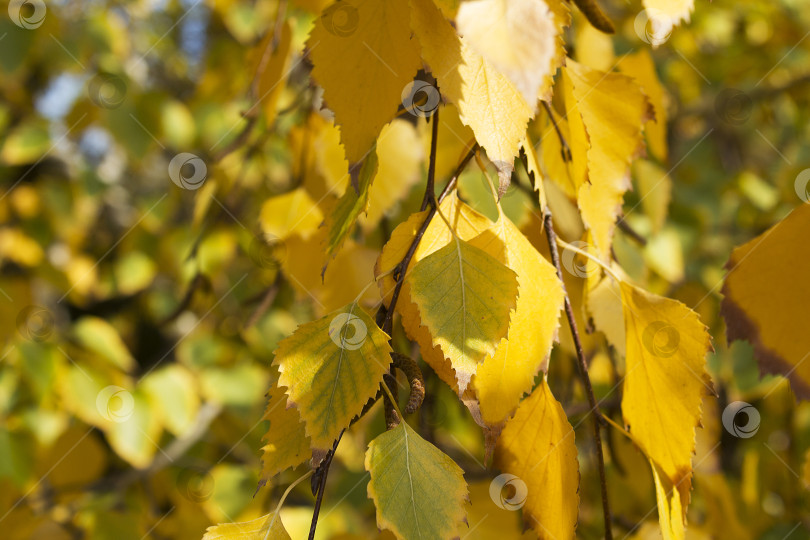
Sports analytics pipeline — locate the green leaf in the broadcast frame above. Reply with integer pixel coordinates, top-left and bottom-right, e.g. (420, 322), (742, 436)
(273, 302), (392, 451)
(73, 316), (135, 371)
(366, 420), (467, 539)
(324, 149), (379, 263)
(407, 236), (518, 392)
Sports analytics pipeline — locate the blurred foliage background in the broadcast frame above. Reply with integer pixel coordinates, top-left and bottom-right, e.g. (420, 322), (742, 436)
(1, 0), (810, 538)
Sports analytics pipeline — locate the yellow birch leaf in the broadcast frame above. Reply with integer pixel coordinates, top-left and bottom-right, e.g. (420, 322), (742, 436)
(260, 188), (324, 241)
(587, 275), (626, 358)
(323, 148), (379, 261)
(259, 380), (310, 482)
(619, 50), (668, 163)
(376, 194), (494, 393)
(565, 59), (650, 261)
(307, 0), (422, 163)
(202, 512), (290, 540)
(651, 461), (685, 540)
(557, 72), (588, 196)
(410, 0), (534, 194)
(641, 0), (694, 48)
(455, 0), (558, 108)
(273, 302), (392, 451)
(575, 21), (615, 71)
(494, 379), (579, 540)
(365, 420), (467, 540)
(632, 159), (672, 235)
(720, 204), (810, 398)
(407, 235), (518, 394)
(620, 282), (712, 509)
(254, 20), (293, 128)
(360, 120), (424, 233)
(471, 216), (564, 425)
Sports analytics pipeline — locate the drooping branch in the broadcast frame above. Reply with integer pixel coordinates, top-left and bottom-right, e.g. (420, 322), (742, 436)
(543, 209), (613, 540)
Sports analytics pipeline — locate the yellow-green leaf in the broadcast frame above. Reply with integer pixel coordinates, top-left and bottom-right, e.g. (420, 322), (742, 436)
(471, 215), (564, 426)
(720, 204), (810, 399)
(323, 148), (379, 260)
(307, 0), (422, 163)
(410, 0), (534, 193)
(620, 282), (712, 509)
(202, 512), (290, 540)
(254, 20), (293, 128)
(376, 195), (494, 394)
(273, 302), (392, 451)
(494, 379), (579, 539)
(455, 0), (558, 107)
(366, 420), (467, 540)
(260, 380), (310, 482)
(408, 235), (518, 393)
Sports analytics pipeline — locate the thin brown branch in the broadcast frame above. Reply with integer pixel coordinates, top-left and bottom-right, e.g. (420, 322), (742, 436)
(308, 431), (343, 540)
(543, 209), (613, 540)
(421, 108), (440, 211)
(616, 218), (647, 246)
(542, 101), (572, 162)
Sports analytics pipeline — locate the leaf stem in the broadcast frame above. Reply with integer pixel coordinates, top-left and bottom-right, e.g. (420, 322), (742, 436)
(543, 209), (613, 540)
(602, 414), (634, 441)
(542, 101), (572, 162)
(266, 468), (313, 539)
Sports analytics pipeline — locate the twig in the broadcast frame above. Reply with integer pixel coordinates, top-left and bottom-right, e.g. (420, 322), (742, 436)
(616, 219), (647, 246)
(543, 209), (613, 540)
(308, 431), (343, 540)
(244, 278), (280, 329)
(542, 101), (572, 162)
(420, 108), (440, 211)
